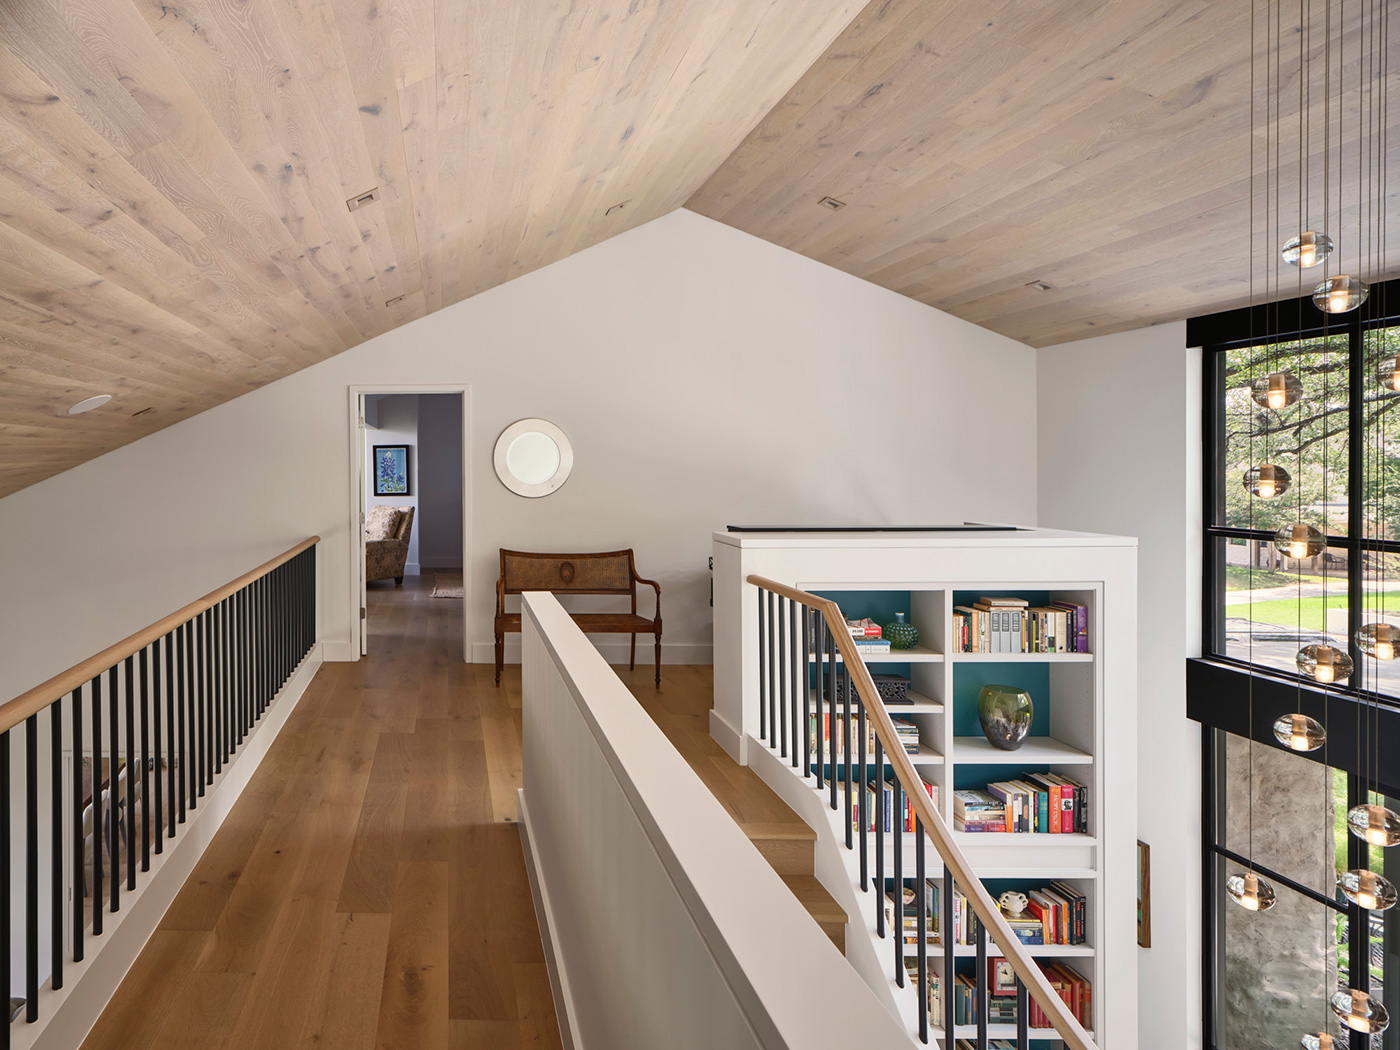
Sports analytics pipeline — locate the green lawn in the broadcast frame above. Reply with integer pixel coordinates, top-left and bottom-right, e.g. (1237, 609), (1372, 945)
(1237, 592), (1400, 631)
(1225, 565), (1327, 590)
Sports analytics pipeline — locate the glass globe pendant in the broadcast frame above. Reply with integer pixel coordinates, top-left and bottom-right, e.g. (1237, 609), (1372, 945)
(1225, 870), (1277, 911)
(1244, 463), (1292, 499)
(1357, 622), (1400, 660)
(1339, 868), (1398, 911)
(1314, 274), (1370, 314)
(1332, 988), (1390, 1034)
(1275, 523), (1325, 559)
(1301, 1033), (1337, 1050)
(1273, 713), (1326, 751)
(1377, 355), (1400, 392)
(1348, 803), (1400, 846)
(1297, 644), (1353, 683)
(1251, 371), (1304, 410)
(1283, 231), (1335, 267)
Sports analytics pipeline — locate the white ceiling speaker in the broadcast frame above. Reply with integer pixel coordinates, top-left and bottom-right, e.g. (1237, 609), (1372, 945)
(67, 395), (112, 415)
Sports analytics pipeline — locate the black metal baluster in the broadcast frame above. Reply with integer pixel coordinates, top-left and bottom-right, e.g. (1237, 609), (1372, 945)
(71, 685), (84, 960)
(777, 598), (787, 759)
(25, 716), (38, 1021)
(152, 640), (163, 856)
(222, 598), (232, 757)
(108, 665), (119, 912)
(196, 612), (207, 793)
(828, 622), (838, 812)
(815, 616), (825, 792)
(139, 647), (150, 872)
(50, 700), (63, 990)
(1017, 976), (1029, 1045)
(915, 821), (928, 1044)
(789, 599), (800, 768)
(239, 589), (249, 737)
(858, 696), (868, 890)
(90, 675), (102, 934)
(1, 728), (10, 1048)
(943, 876), (955, 1043)
(758, 588), (767, 743)
(843, 661), (852, 847)
(767, 591), (776, 748)
(976, 919), (988, 1048)
(874, 735), (885, 937)
(165, 632), (176, 837)
(124, 657), (136, 891)
(261, 575), (271, 711)
(178, 622), (189, 818)
(802, 607), (812, 778)
(893, 773), (903, 985)
(209, 605), (221, 776)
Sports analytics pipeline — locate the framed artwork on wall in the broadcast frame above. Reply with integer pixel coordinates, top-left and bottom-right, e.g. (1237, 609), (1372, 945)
(373, 445), (411, 496)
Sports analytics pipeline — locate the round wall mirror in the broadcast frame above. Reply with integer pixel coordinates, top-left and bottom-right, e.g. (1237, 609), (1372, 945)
(493, 418), (573, 497)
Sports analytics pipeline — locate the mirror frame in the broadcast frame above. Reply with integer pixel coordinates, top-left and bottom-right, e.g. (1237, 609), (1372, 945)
(493, 418), (574, 498)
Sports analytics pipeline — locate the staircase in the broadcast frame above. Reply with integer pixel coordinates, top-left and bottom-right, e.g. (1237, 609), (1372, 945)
(627, 670), (846, 953)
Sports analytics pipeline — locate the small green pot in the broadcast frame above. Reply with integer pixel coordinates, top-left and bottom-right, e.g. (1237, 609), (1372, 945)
(884, 612), (920, 650)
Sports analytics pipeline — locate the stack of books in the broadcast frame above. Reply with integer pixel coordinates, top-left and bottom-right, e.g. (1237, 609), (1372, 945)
(809, 710), (875, 754)
(953, 596), (1090, 654)
(1024, 883), (1088, 945)
(1028, 963), (1091, 1029)
(950, 888), (983, 946)
(891, 716), (921, 754)
(858, 779), (940, 833)
(954, 777), (1089, 835)
(846, 617), (883, 639)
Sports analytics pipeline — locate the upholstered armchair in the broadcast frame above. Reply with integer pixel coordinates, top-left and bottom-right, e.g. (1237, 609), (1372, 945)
(365, 505), (415, 584)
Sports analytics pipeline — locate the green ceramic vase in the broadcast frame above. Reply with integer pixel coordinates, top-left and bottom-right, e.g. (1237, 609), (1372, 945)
(977, 685), (1033, 751)
(884, 612), (920, 650)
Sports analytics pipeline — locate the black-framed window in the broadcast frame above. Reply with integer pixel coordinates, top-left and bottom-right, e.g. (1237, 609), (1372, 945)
(1193, 278), (1400, 1050)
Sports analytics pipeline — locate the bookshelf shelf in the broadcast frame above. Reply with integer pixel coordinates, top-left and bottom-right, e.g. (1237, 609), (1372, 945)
(951, 736), (1093, 765)
(954, 1025), (1096, 1041)
(896, 941), (1096, 959)
(717, 526), (1135, 1046)
(811, 743), (944, 766)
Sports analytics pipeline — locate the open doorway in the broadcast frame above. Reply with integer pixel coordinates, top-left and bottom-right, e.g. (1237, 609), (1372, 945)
(349, 386), (470, 660)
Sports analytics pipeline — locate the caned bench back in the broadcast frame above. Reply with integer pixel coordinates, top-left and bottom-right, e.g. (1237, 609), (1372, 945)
(499, 549), (636, 596)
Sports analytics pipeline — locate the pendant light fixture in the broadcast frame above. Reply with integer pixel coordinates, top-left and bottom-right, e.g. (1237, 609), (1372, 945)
(1272, 713), (1326, 751)
(1296, 643), (1353, 684)
(1225, 869), (1277, 911)
(1251, 370), (1304, 409)
(1338, 868), (1398, 910)
(1376, 355), (1400, 391)
(1356, 622), (1400, 660)
(1243, 462), (1292, 498)
(1275, 523), (1326, 560)
(1312, 274), (1370, 313)
(1283, 231), (1335, 267)
(1331, 988), (1390, 1034)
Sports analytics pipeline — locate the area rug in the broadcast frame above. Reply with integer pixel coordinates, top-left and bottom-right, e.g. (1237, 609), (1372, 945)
(431, 571), (464, 598)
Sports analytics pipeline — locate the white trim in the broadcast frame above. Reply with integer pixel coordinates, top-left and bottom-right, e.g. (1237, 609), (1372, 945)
(321, 638), (359, 663)
(517, 790), (581, 1050)
(472, 640), (712, 665)
(347, 385), (472, 662)
(707, 709), (746, 764)
(16, 645), (324, 1050)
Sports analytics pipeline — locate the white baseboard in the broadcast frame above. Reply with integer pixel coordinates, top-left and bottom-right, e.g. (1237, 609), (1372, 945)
(471, 640), (713, 666)
(708, 709), (746, 764)
(16, 644), (324, 1050)
(321, 638), (359, 662)
(405, 562), (420, 576)
(518, 789), (582, 1050)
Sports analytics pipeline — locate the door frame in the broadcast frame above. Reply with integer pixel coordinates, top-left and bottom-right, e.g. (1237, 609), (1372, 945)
(347, 384), (472, 661)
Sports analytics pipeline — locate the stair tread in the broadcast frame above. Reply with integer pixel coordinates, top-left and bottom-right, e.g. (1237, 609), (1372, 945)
(780, 875), (847, 923)
(738, 821), (817, 841)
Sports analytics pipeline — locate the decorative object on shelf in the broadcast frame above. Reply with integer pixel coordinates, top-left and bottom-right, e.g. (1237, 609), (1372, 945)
(1297, 644), (1353, 684)
(997, 890), (1028, 919)
(1137, 840), (1151, 947)
(492, 418), (573, 498)
(1251, 372), (1303, 410)
(883, 612), (919, 650)
(1331, 988), (1389, 1034)
(1313, 274), (1369, 314)
(1339, 869), (1398, 912)
(1243, 463), (1291, 499)
(372, 444), (411, 496)
(1282, 231), (1334, 268)
(1356, 622), (1400, 660)
(830, 671), (909, 704)
(1274, 522), (1325, 560)
(1225, 870), (1277, 912)
(976, 684), (1033, 751)
(1272, 713), (1325, 752)
(1347, 803), (1400, 847)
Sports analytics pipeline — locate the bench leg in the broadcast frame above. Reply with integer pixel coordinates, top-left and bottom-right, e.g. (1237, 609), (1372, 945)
(495, 634), (504, 686)
(630, 635), (636, 672)
(655, 634), (661, 688)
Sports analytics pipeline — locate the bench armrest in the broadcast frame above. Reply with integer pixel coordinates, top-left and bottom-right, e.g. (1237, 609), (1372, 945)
(495, 574), (505, 618)
(633, 574), (661, 622)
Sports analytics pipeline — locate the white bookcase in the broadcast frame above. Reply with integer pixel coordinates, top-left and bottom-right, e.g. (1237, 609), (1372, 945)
(712, 526), (1137, 1047)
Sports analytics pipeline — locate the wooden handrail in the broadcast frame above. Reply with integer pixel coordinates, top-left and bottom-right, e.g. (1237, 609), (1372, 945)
(748, 575), (1098, 1050)
(0, 537), (320, 735)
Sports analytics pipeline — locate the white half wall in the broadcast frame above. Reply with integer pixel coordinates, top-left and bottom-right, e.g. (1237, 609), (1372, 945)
(1035, 321), (1203, 1050)
(0, 208), (1038, 703)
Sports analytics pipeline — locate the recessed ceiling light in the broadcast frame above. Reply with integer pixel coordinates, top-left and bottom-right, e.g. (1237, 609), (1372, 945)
(818, 196), (846, 210)
(67, 394), (112, 415)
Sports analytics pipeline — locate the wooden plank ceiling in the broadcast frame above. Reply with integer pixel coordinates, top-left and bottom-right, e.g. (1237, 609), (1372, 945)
(2, 0), (1397, 496)
(0, 0), (862, 497)
(691, 0), (1400, 348)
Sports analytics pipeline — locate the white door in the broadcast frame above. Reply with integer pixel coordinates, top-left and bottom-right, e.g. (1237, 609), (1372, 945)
(357, 395), (368, 656)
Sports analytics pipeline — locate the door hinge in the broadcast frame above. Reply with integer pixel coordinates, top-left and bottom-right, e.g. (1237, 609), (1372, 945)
(360, 511), (365, 526)
(358, 415), (366, 429)
(361, 607), (367, 620)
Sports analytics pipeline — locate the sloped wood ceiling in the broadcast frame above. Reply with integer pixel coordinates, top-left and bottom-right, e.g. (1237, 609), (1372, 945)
(0, 0), (862, 497)
(689, 0), (1400, 348)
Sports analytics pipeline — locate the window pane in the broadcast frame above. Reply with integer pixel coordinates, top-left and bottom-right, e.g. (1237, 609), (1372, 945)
(1221, 864), (1346, 1049)
(1221, 336), (1350, 536)
(1220, 543), (1351, 676)
(1219, 730), (1343, 897)
(1365, 790), (1400, 1050)
(1358, 326), (1400, 702)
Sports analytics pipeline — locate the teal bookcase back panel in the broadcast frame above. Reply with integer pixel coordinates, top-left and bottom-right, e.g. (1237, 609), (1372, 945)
(814, 590), (915, 629)
(952, 663), (1050, 738)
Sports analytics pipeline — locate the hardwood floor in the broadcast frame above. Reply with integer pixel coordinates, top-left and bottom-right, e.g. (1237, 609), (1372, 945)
(80, 576), (561, 1050)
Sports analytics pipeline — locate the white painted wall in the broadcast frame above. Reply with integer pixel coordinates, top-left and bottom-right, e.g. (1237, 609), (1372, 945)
(365, 393), (420, 574)
(0, 209), (1038, 706)
(417, 394), (464, 571)
(1036, 321), (1203, 1050)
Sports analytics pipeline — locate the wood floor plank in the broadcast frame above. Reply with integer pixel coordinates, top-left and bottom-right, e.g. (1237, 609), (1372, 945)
(375, 860), (450, 1050)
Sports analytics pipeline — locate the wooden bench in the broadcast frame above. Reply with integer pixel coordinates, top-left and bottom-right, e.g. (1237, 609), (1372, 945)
(495, 549), (662, 687)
